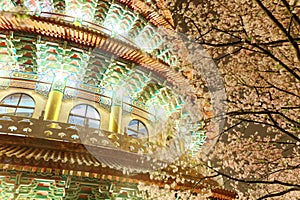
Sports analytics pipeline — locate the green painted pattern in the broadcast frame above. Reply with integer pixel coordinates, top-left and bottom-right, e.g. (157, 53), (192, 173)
(0, 174), (144, 200)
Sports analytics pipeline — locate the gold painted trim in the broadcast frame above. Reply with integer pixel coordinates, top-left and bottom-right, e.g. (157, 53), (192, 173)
(44, 90), (63, 121)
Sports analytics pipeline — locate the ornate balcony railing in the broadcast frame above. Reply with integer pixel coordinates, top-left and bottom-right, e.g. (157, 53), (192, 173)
(0, 114), (158, 155)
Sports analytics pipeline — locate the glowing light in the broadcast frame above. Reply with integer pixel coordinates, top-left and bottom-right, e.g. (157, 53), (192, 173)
(24, 0), (53, 14)
(103, 20), (127, 37)
(133, 25), (163, 53)
(113, 86), (129, 101)
(66, 8), (93, 22)
(149, 105), (168, 121)
(52, 70), (69, 86)
(0, 0), (14, 11)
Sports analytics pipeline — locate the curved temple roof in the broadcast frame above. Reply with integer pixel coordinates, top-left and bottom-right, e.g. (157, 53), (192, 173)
(0, 0), (174, 28)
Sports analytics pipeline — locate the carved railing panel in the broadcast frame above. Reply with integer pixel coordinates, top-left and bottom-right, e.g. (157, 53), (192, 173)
(0, 115), (157, 155)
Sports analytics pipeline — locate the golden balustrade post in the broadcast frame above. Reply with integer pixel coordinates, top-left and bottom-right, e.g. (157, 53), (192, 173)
(109, 88), (123, 134)
(44, 76), (66, 121)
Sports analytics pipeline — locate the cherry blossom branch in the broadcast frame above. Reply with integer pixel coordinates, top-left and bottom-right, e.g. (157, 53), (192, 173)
(257, 187), (300, 200)
(227, 110), (280, 116)
(253, 140), (298, 145)
(199, 162), (300, 188)
(281, 106), (300, 109)
(246, 40), (300, 80)
(261, 79), (300, 98)
(287, 15), (294, 35)
(254, 0), (300, 61)
(259, 163), (300, 181)
(252, 146), (299, 164)
(259, 38), (300, 46)
(229, 110), (300, 131)
(219, 121), (243, 135)
(199, 40), (242, 47)
(215, 47), (243, 61)
(257, 74), (300, 98)
(205, 26), (300, 80)
(232, 116), (299, 139)
(236, 75), (300, 99)
(199, 38), (300, 47)
(192, 174), (220, 189)
(275, 112), (300, 127)
(266, 112), (300, 142)
(167, 1), (300, 198)
(238, 76), (300, 127)
(210, 99), (298, 130)
(187, 17), (214, 43)
(281, 0), (300, 26)
(214, 121), (243, 143)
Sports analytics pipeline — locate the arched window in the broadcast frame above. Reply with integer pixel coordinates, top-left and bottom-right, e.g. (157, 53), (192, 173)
(68, 104), (100, 129)
(0, 93), (35, 117)
(127, 119), (148, 138)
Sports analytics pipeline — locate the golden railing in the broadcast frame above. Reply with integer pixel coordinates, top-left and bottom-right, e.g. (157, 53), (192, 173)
(0, 114), (158, 154)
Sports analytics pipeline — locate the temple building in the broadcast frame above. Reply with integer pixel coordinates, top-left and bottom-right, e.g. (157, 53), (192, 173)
(0, 0), (236, 199)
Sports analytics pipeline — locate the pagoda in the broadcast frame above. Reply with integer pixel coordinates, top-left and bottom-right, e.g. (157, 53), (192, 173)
(0, 0), (236, 199)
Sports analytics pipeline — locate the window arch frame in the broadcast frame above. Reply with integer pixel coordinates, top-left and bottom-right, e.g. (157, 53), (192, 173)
(127, 119), (148, 138)
(68, 104), (101, 129)
(0, 93), (36, 117)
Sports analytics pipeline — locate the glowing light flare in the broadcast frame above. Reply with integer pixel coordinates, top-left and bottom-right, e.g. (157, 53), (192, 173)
(133, 25), (163, 53)
(149, 105), (168, 121)
(102, 6), (137, 39)
(113, 86), (130, 101)
(103, 20), (127, 37)
(0, 0), (14, 11)
(24, 0), (53, 14)
(65, 1), (94, 22)
(66, 8), (86, 21)
(0, 67), (10, 77)
(53, 70), (70, 83)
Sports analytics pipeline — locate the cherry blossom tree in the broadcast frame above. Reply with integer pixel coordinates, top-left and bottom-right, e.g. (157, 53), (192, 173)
(165, 0), (300, 199)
